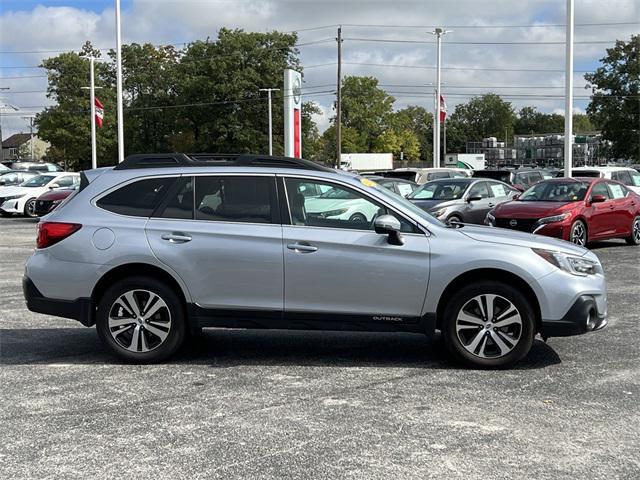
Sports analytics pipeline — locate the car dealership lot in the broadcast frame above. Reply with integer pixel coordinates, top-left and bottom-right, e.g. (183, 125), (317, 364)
(1, 218), (639, 479)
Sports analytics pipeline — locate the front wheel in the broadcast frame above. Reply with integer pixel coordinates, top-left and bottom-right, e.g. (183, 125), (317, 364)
(625, 216), (640, 246)
(569, 220), (587, 246)
(96, 276), (187, 363)
(442, 282), (535, 368)
(23, 198), (38, 217)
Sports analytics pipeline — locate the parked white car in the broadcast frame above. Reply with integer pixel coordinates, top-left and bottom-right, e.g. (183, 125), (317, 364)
(572, 167), (640, 194)
(0, 172), (80, 217)
(304, 185), (380, 225)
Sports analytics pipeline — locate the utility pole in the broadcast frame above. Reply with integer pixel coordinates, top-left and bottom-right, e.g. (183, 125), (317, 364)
(430, 27), (450, 168)
(336, 25), (343, 168)
(564, 0), (574, 177)
(259, 88), (279, 155)
(115, 0), (125, 163)
(22, 116), (36, 159)
(80, 56), (103, 169)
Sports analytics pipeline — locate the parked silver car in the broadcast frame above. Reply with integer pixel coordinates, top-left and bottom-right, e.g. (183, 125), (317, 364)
(407, 177), (518, 225)
(23, 154), (607, 368)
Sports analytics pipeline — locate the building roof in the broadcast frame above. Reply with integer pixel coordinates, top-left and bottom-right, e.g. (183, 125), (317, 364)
(2, 133), (31, 148)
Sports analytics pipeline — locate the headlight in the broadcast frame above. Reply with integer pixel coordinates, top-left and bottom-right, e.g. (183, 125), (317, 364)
(486, 211), (496, 226)
(51, 199), (62, 206)
(2, 194), (24, 201)
(535, 213), (570, 226)
(433, 208), (447, 218)
(320, 208), (348, 218)
(533, 248), (600, 276)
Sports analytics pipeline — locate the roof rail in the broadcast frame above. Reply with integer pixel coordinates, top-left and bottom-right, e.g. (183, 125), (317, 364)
(113, 153), (334, 172)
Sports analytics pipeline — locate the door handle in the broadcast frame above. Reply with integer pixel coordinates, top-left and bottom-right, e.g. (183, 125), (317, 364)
(287, 242), (318, 253)
(161, 232), (192, 243)
(488, 202), (495, 207)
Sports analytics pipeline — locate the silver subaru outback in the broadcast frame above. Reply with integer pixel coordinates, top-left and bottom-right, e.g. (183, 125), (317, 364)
(23, 154), (607, 368)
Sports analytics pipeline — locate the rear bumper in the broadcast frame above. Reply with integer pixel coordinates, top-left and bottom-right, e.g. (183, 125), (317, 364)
(541, 294), (607, 337)
(23, 276), (93, 326)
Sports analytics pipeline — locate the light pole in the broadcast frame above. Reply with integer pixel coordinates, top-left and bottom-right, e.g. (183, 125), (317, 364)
(430, 28), (450, 168)
(80, 55), (103, 169)
(564, 0), (574, 177)
(115, 0), (125, 163)
(260, 88), (279, 155)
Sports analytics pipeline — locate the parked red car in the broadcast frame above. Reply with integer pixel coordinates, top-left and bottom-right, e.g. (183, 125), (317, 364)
(33, 186), (77, 216)
(486, 177), (640, 246)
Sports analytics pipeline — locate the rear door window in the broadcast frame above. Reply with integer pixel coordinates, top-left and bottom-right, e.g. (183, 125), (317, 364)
(488, 182), (511, 198)
(606, 182), (627, 199)
(155, 177), (194, 220)
(97, 177), (176, 217)
(194, 176), (277, 224)
(612, 171), (632, 186)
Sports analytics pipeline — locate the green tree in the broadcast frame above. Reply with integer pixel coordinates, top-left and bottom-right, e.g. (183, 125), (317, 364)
(449, 93), (516, 142)
(585, 35), (639, 160)
(389, 106), (433, 163)
(341, 76), (395, 151)
(36, 42), (117, 170)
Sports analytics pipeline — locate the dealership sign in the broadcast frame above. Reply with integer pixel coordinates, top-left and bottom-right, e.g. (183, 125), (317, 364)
(284, 69), (302, 158)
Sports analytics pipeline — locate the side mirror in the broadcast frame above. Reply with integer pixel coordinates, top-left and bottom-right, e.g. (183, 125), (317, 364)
(590, 194), (607, 204)
(374, 215), (404, 246)
(49, 183), (60, 189)
(467, 195), (482, 203)
(512, 193), (520, 200)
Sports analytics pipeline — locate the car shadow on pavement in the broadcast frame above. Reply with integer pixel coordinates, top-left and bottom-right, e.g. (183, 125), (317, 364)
(0, 327), (561, 370)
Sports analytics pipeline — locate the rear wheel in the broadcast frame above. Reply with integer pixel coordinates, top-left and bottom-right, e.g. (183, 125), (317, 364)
(569, 220), (587, 246)
(23, 198), (37, 218)
(626, 216), (640, 246)
(96, 276), (186, 363)
(442, 282), (535, 368)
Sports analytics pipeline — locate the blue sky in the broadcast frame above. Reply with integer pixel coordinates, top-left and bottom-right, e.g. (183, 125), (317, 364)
(1, 0), (638, 138)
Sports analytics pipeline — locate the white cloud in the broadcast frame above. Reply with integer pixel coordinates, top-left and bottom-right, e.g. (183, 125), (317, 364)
(1, 0), (638, 137)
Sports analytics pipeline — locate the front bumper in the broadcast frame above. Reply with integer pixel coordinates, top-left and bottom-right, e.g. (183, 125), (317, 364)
(23, 276), (93, 326)
(541, 295), (607, 337)
(33, 199), (58, 216)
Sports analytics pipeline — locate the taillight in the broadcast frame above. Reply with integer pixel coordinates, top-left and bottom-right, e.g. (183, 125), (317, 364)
(36, 222), (82, 249)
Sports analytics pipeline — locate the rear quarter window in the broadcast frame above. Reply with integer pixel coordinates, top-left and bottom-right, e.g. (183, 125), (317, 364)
(97, 177), (175, 217)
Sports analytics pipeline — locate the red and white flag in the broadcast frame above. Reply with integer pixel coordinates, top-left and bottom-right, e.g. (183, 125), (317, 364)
(440, 95), (447, 122)
(95, 97), (104, 128)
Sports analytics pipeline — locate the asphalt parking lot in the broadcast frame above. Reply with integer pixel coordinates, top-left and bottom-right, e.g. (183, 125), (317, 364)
(1, 217), (639, 479)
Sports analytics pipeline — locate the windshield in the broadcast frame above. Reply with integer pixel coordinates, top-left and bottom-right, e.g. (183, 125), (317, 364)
(519, 181), (588, 202)
(21, 175), (56, 187)
(408, 181), (470, 200)
(572, 170), (600, 178)
(371, 183), (446, 227)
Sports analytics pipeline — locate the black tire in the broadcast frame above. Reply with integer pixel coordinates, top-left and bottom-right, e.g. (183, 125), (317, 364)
(447, 215), (463, 226)
(96, 276), (187, 363)
(625, 216), (640, 246)
(349, 212), (367, 224)
(442, 281), (536, 368)
(23, 198), (37, 218)
(569, 219), (587, 246)
(0, 211), (10, 217)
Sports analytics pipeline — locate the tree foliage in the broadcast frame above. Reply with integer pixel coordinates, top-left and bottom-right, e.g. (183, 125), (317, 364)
(36, 30), (316, 170)
(585, 35), (639, 160)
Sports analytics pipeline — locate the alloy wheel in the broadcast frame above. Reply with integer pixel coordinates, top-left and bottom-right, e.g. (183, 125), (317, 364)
(571, 222), (586, 246)
(455, 294), (523, 359)
(107, 289), (172, 353)
(25, 199), (37, 217)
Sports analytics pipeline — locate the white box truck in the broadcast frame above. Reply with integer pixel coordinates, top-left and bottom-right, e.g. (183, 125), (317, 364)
(340, 153), (393, 171)
(444, 153), (486, 171)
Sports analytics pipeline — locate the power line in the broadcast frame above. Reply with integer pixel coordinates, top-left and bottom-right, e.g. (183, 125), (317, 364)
(342, 61), (594, 73)
(0, 38), (335, 55)
(345, 37), (618, 45)
(338, 21), (638, 29)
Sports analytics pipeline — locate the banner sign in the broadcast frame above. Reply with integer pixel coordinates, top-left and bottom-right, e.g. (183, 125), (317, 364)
(284, 69), (302, 158)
